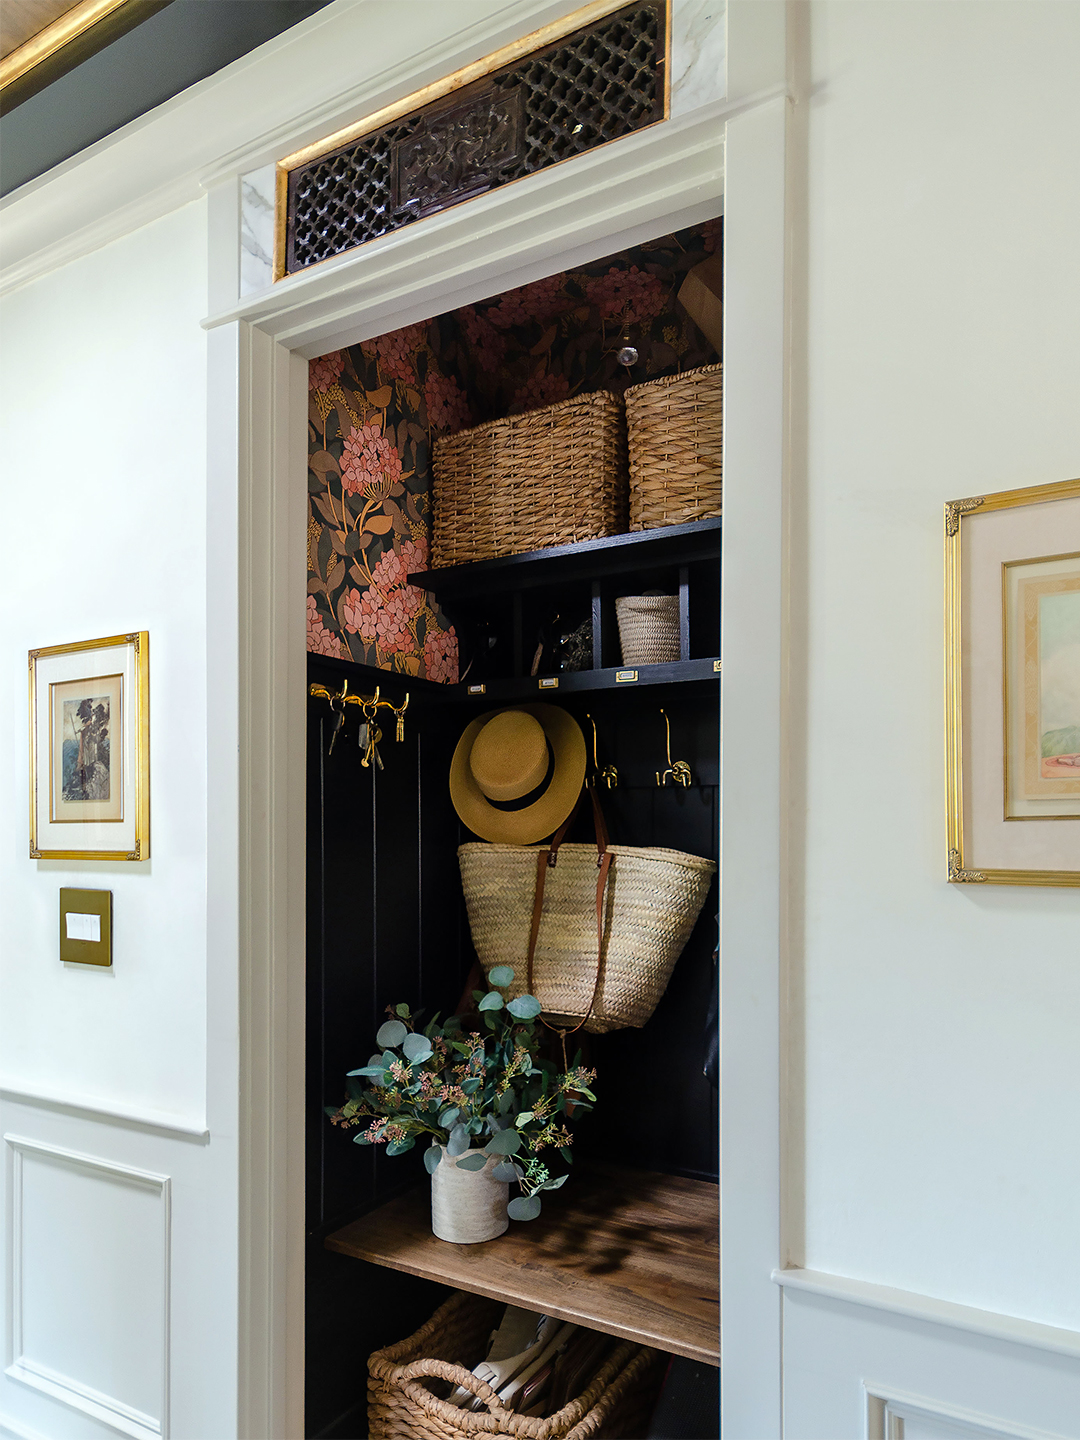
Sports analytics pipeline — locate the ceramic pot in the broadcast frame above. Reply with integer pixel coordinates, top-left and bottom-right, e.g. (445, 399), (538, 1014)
(430, 1147), (509, 1243)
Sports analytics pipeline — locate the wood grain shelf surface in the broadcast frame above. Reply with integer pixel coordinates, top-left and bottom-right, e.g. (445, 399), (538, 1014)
(325, 1163), (719, 1366)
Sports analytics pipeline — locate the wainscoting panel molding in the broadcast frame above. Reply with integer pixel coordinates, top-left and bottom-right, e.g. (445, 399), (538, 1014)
(4, 1135), (170, 1440)
(866, 1384), (1072, 1440)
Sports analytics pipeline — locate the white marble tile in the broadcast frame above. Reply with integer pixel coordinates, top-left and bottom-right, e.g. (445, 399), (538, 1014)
(670, 0), (727, 117)
(240, 163), (276, 296)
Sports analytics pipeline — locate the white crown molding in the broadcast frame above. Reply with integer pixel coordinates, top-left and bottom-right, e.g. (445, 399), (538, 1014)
(0, 0), (592, 298)
(0, 1077), (208, 1139)
(773, 1267), (1080, 1360)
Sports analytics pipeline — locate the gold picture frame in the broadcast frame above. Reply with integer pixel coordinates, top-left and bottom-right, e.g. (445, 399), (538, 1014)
(945, 479), (1080, 885)
(29, 632), (150, 861)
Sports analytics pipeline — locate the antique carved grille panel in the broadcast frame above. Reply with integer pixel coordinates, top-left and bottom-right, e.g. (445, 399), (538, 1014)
(281, 2), (666, 276)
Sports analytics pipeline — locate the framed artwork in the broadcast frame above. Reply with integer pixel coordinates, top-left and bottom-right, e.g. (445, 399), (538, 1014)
(29, 632), (149, 860)
(945, 479), (1079, 885)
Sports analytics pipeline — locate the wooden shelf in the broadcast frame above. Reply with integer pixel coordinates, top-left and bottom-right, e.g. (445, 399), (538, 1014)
(410, 518), (722, 598)
(325, 1163), (719, 1366)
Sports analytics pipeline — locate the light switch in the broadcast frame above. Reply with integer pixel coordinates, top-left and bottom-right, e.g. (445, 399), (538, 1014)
(66, 912), (101, 943)
(59, 888), (112, 966)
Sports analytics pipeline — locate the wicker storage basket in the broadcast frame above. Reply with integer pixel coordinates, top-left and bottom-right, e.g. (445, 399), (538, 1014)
(432, 393), (628, 567)
(624, 363), (723, 531)
(615, 595), (680, 666)
(459, 842), (716, 1033)
(369, 1292), (664, 1440)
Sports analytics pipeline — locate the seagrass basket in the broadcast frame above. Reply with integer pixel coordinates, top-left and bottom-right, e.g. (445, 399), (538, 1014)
(459, 842), (716, 1033)
(615, 595), (681, 666)
(431, 392), (628, 567)
(368, 1291), (664, 1440)
(624, 363), (723, 531)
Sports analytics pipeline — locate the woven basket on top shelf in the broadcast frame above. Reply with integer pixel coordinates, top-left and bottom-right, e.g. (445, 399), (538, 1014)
(368, 1291), (664, 1440)
(431, 391), (628, 568)
(624, 362), (723, 531)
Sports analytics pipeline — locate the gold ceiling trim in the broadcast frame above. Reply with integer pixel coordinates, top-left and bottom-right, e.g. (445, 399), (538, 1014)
(0, 0), (128, 89)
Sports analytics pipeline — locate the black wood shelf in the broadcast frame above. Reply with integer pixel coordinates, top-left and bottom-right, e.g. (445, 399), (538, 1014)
(451, 657), (720, 701)
(410, 517), (722, 597)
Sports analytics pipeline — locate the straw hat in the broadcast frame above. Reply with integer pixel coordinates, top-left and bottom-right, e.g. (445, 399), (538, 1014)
(449, 705), (586, 843)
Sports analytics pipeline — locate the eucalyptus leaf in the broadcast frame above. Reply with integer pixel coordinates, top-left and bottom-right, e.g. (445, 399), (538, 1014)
(438, 1107), (460, 1128)
(515, 1111), (534, 1126)
(492, 1161), (524, 1183)
(461, 1077), (482, 1095)
(507, 1195), (542, 1221)
(507, 995), (542, 1021)
(447, 1123), (470, 1158)
(346, 1065), (391, 1078)
(402, 1033), (433, 1062)
(496, 1090), (516, 1115)
(443, 1016), (462, 1032)
(471, 989), (486, 1002)
(488, 965), (515, 987)
(352, 1133), (372, 1145)
(544, 1174), (569, 1190)
(395, 1003), (411, 1018)
(423, 1145), (442, 1175)
(484, 1129), (522, 1156)
(381, 1051), (398, 1069)
(386, 1137), (415, 1157)
(376, 1019), (408, 1048)
(455, 1152), (489, 1171)
(367, 1053), (384, 1069)
(478, 992), (504, 1012)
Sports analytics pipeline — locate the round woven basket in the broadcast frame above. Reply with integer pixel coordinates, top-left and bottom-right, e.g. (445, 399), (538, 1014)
(624, 362), (722, 531)
(459, 843), (716, 1033)
(368, 1291), (664, 1440)
(615, 595), (680, 666)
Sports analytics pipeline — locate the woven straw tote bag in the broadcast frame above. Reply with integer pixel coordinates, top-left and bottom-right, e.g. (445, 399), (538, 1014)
(459, 789), (715, 1034)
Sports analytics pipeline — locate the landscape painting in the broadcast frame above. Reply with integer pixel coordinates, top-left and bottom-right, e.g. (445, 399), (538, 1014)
(1029, 574), (1080, 790)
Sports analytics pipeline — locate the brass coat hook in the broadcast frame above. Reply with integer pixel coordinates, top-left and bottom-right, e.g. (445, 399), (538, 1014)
(310, 681), (411, 758)
(656, 708), (692, 788)
(585, 712), (618, 789)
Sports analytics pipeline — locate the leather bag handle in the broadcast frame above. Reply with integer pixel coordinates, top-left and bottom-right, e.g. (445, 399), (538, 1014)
(525, 784), (613, 1041)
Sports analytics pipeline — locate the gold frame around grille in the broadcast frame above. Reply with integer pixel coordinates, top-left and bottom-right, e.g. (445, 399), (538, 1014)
(272, 0), (671, 282)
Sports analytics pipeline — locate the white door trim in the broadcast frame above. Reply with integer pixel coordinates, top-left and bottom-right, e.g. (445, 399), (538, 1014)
(204, 86), (787, 1440)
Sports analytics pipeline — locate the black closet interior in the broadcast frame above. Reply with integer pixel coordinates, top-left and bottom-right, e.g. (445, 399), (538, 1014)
(304, 227), (721, 1440)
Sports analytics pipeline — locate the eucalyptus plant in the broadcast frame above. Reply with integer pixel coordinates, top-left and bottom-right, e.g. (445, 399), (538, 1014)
(327, 966), (596, 1220)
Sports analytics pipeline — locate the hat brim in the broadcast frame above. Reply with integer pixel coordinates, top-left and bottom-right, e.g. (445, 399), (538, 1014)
(449, 704), (587, 843)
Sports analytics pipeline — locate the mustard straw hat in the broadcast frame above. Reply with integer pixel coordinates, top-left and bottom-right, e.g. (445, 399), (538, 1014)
(449, 705), (587, 844)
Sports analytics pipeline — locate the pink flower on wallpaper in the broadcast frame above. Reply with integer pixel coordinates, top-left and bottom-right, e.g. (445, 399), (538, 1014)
(585, 265), (666, 325)
(488, 274), (568, 330)
(458, 306), (506, 372)
(309, 350), (345, 392)
(399, 536), (428, 575)
(375, 323), (427, 386)
(370, 546), (407, 591)
(306, 595), (345, 657)
(424, 371), (472, 435)
(341, 423), (403, 496)
(424, 625), (459, 685)
(340, 587), (377, 638)
(512, 370), (570, 413)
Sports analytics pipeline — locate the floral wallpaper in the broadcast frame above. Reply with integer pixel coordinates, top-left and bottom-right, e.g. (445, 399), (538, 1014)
(307, 218), (721, 680)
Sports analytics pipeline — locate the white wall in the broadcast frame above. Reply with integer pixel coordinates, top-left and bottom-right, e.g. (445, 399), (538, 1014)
(784, 0), (1080, 1430)
(0, 202), (208, 1119)
(0, 203), (239, 1440)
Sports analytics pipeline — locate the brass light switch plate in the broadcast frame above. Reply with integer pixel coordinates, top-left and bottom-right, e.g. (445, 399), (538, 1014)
(59, 888), (112, 966)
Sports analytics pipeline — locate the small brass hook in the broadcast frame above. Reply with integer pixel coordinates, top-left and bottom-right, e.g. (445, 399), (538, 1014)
(585, 712), (618, 789)
(656, 708), (692, 788)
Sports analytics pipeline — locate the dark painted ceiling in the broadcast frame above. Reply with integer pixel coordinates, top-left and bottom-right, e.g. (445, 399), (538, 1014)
(1, 0), (334, 196)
